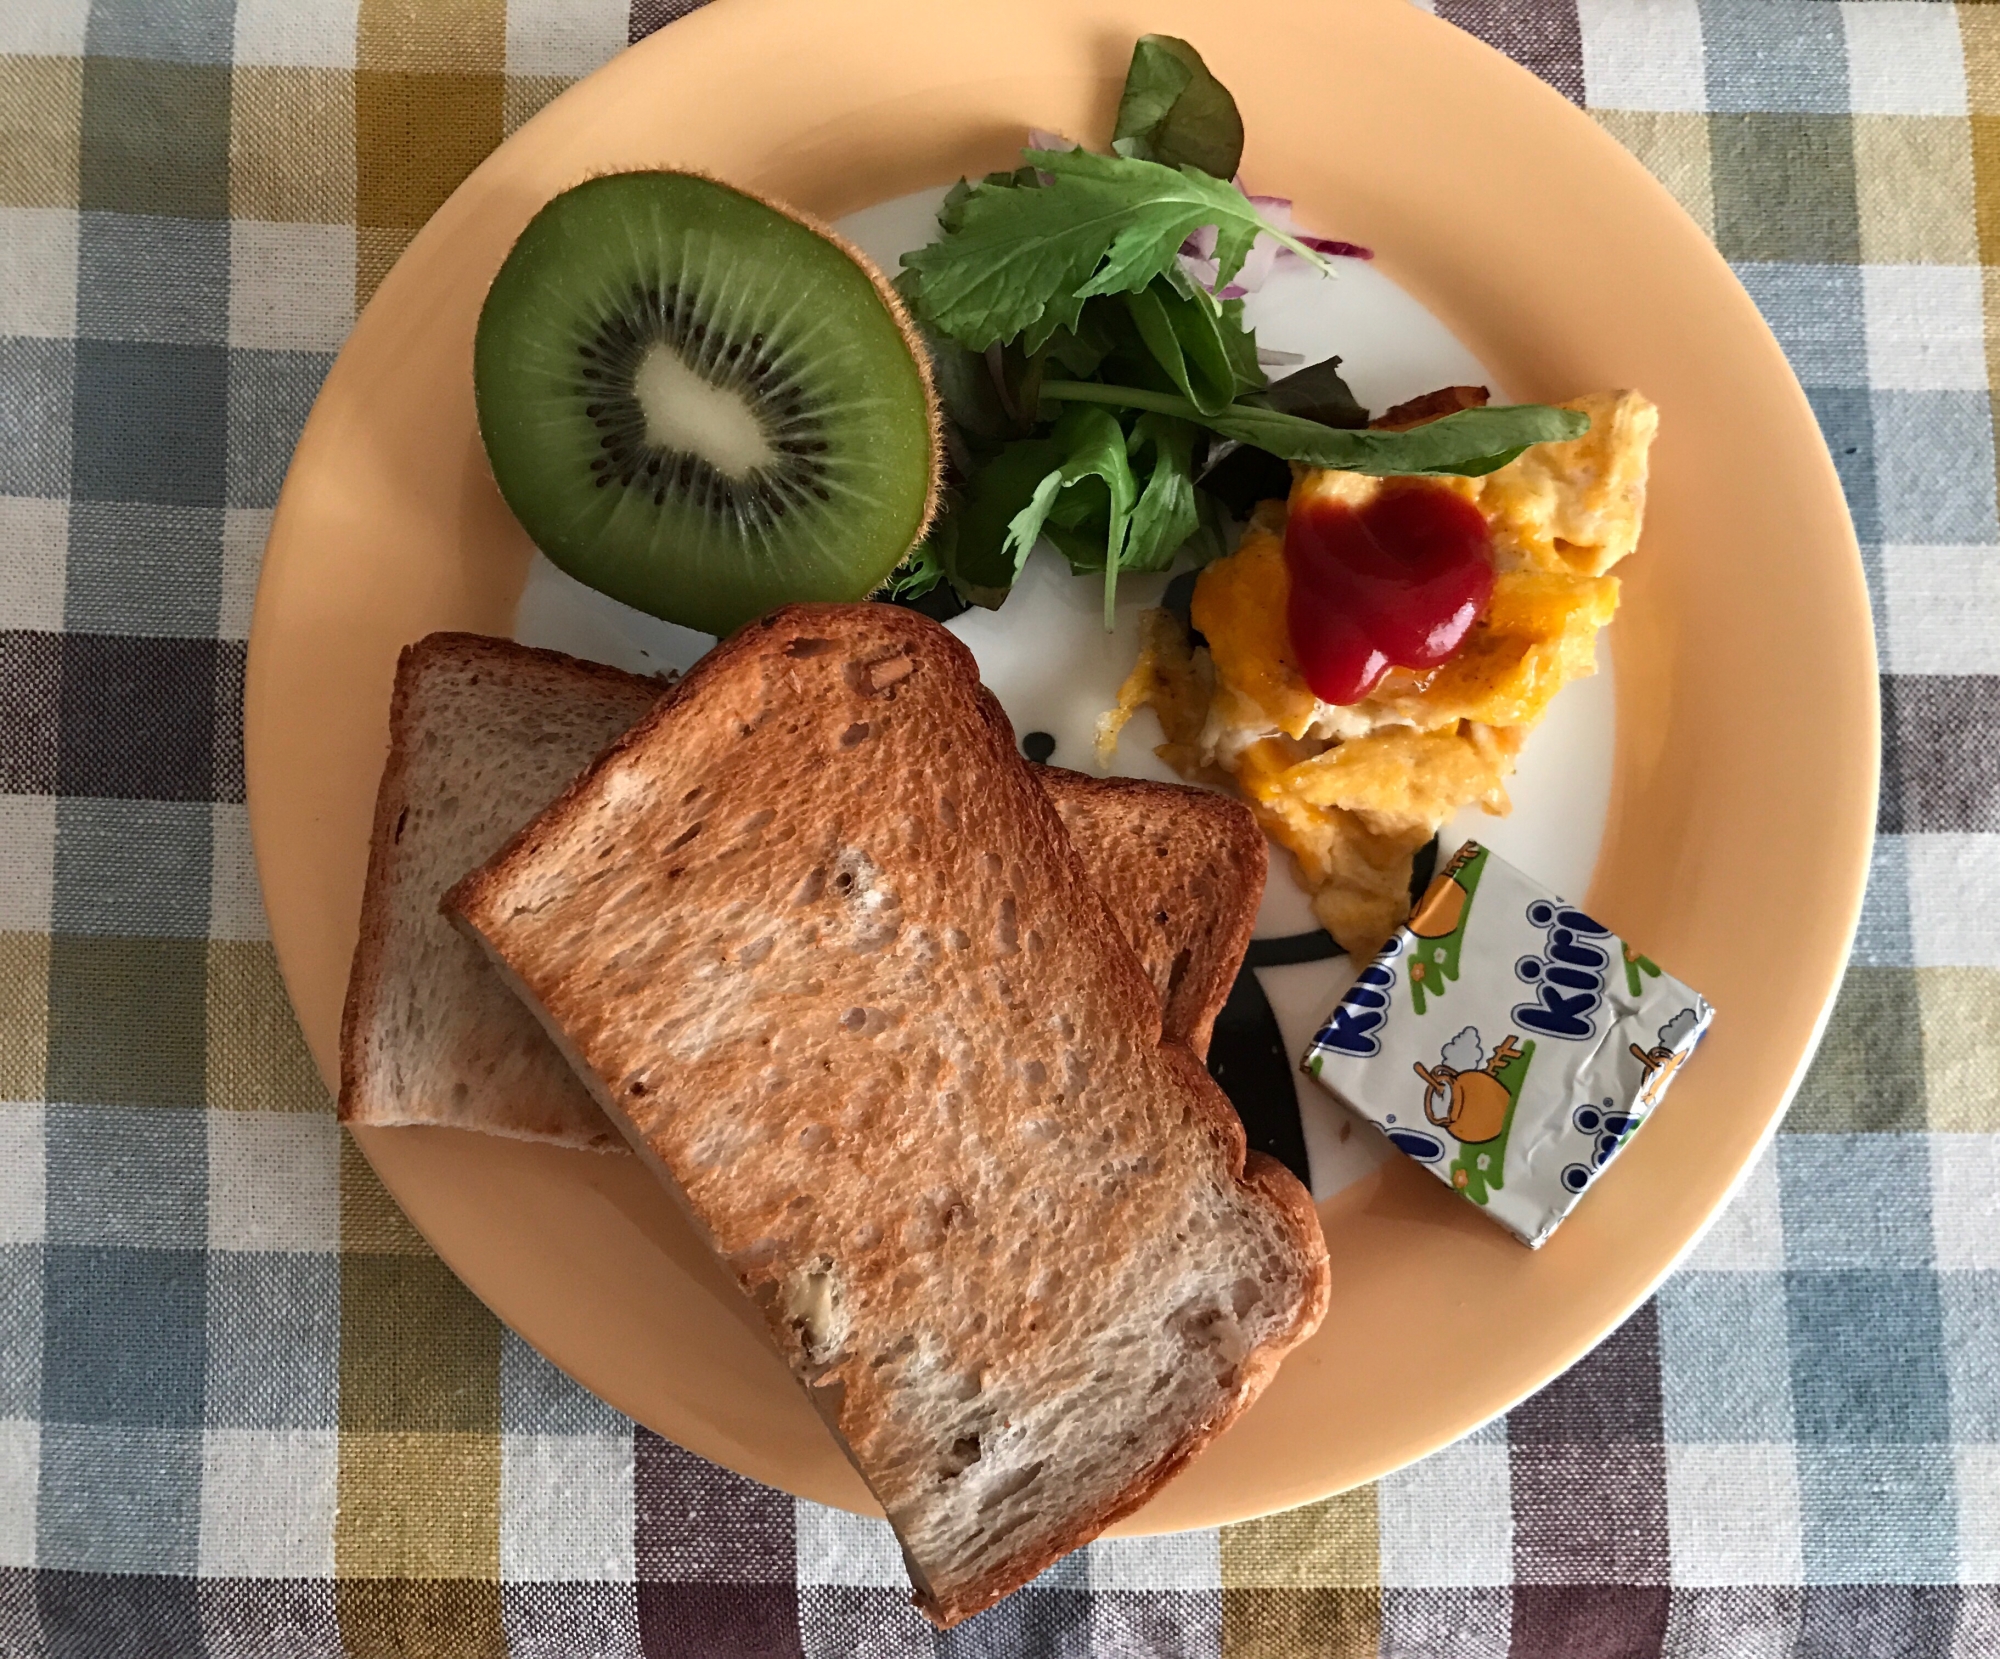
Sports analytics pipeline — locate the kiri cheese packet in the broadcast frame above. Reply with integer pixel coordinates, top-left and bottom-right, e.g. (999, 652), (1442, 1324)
(1302, 841), (1713, 1247)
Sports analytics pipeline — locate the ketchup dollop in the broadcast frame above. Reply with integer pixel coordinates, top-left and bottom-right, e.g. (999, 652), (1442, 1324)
(1283, 486), (1495, 706)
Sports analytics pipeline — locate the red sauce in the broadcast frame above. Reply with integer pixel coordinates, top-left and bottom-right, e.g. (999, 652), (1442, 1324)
(1283, 485), (1495, 706)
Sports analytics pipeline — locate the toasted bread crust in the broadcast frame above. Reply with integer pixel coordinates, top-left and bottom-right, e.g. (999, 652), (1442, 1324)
(338, 632), (666, 1146)
(448, 606), (1329, 1625)
(342, 632), (1265, 1152)
(922, 1150), (1326, 1624)
(1038, 768), (1266, 1057)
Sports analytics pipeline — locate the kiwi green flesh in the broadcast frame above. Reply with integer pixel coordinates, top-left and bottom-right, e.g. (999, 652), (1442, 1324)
(475, 171), (935, 638)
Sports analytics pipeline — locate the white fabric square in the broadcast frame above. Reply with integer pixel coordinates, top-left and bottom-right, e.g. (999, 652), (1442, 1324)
(1087, 1528), (1221, 1592)
(1378, 1439), (1513, 1587)
(1841, 2), (1967, 117)
(0, 1420), (36, 1568)
(207, 1112), (339, 1253)
(210, 803), (270, 943)
(1577, 0), (1706, 113)
(0, 1), (87, 54)
(0, 795), (56, 936)
(1932, 1135), (2000, 1271)
(1909, 835), (2000, 969)
(199, 1428), (337, 1577)
(500, 1434), (635, 1582)
(795, 1498), (907, 1587)
(507, 0), (629, 78)
(232, 0), (359, 69)
(1683, 1140), (1784, 1271)
(1864, 266), (1986, 392)
(0, 1108), (44, 1248)
(1666, 1443), (1803, 1586)
(0, 496), (67, 635)
(1960, 1447), (2000, 1581)
(1382, 1589), (1511, 1659)
(0, 209), (77, 339)
(228, 221), (356, 352)
(220, 507), (272, 642)
(1883, 546), (2000, 675)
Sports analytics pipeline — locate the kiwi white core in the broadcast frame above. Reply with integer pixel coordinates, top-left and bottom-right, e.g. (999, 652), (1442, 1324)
(634, 342), (775, 480)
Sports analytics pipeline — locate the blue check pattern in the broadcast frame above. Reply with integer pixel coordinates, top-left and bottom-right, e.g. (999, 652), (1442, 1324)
(0, 0), (1997, 1655)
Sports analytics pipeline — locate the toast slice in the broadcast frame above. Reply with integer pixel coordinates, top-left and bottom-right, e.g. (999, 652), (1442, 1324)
(340, 634), (1266, 1150)
(1038, 767), (1263, 1059)
(338, 633), (665, 1152)
(447, 605), (1329, 1625)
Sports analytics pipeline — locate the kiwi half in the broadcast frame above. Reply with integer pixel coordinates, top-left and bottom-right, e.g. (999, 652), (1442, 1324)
(475, 171), (938, 636)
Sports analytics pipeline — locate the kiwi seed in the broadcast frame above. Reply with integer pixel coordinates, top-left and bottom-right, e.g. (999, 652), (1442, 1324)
(475, 171), (939, 636)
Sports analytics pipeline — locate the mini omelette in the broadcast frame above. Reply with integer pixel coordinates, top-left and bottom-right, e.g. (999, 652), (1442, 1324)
(1100, 389), (1658, 958)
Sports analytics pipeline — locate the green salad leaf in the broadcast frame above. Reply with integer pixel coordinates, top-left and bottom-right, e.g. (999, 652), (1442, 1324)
(921, 328), (1013, 443)
(1037, 381), (1588, 476)
(1120, 280), (1261, 415)
(1122, 413), (1207, 577)
(1002, 406), (1137, 615)
(1111, 34), (1245, 180)
(1209, 401), (1586, 475)
(936, 438), (1066, 606)
(883, 537), (946, 601)
(1040, 308), (1115, 380)
(1261, 353), (1367, 428)
(884, 33), (1592, 624)
(899, 147), (1333, 352)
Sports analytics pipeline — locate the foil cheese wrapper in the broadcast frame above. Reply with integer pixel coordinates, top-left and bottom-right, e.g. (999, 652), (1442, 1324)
(1302, 841), (1713, 1247)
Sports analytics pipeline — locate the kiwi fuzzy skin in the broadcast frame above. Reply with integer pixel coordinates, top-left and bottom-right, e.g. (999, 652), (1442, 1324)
(475, 168), (941, 619)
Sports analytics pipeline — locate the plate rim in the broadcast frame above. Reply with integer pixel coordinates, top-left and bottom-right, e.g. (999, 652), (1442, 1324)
(245, 0), (1878, 1532)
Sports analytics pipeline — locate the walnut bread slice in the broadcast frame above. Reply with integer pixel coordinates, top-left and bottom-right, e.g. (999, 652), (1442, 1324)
(340, 633), (1264, 1153)
(446, 605), (1329, 1626)
(1038, 768), (1265, 1059)
(339, 633), (667, 1151)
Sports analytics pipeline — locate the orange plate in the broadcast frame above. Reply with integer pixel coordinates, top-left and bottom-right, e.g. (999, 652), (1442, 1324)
(246, 0), (1876, 1530)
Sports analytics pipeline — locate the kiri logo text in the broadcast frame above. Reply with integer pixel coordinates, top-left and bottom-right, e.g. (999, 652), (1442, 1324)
(1313, 955), (1397, 1058)
(1512, 901), (1614, 1040)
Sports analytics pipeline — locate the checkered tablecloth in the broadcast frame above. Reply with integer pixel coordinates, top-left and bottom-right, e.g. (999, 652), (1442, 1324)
(0, 0), (1993, 1653)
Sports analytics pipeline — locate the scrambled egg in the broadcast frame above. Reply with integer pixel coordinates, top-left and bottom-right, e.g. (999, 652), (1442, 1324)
(1101, 390), (1658, 957)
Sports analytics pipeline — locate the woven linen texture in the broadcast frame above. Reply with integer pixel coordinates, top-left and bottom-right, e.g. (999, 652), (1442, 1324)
(0, 0), (1993, 1653)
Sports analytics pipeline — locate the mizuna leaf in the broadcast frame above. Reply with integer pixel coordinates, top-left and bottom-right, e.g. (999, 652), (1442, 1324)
(1121, 413), (1204, 575)
(1003, 405), (1139, 624)
(1038, 380), (1589, 476)
(1121, 280), (1252, 416)
(939, 438), (1066, 606)
(900, 148), (1334, 351)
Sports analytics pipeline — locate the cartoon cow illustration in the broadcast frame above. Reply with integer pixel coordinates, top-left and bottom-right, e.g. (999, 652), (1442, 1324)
(1629, 1006), (1703, 1107)
(1413, 1026), (1523, 1145)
